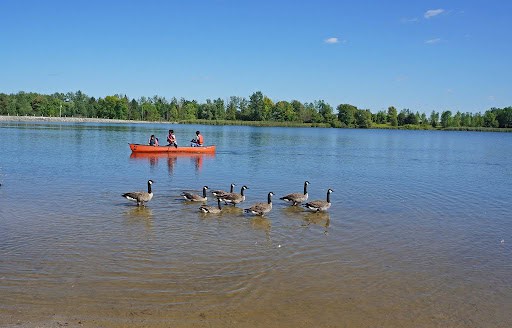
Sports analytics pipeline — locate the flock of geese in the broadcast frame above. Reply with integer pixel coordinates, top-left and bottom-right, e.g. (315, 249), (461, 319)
(122, 180), (334, 215)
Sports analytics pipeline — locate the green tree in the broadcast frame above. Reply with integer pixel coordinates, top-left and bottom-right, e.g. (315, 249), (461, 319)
(213, 98), (225, 120)
(316, 100), (335, 126)
(420, 113), (427, 125)
(142, 101), (160, 121)
(453, 111), (462, 127)
(430, 111), (439, 128)
(440, 110), (452, 128)
(374, 110), (387, 124)
(337, 104), (357, 127)
(303, 102), (322, 123)
(355, 109), (372, 128)
(15, 92), (32, 115)
(473, 113), (484, 127)
(225, 96), (239, 120)
(152, 95), (168, 120)
(272, 101), (296, 121)
(98, 95), (128, 119)
(46, 96), (61, 117)
(401, 109), (418, 125)
(198, 99), (215, 120)
(397, 110), (406, 126)
(182, 101), (198, 120)
(71, 90), (90, 117)
(262, 96), (273, 121)
(460, 112), (471, 127)
(493, 107), (512, 128)
(168, 98), (179, 121)
(249, 91), (264, 121)
(31, 95), (47, 116)
(483, 110), (498, 127)
(0, 93), (8, 114)
(387, 106), (398, 126)
(127, 99), (139, 120)
(239, 98), (250, 120)
(290, 100), (306, 122)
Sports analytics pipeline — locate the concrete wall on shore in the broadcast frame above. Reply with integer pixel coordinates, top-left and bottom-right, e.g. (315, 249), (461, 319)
(0, 115), (175, 124)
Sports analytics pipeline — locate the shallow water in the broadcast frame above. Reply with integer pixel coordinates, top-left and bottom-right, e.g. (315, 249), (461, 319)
(1, 122), (511, 327)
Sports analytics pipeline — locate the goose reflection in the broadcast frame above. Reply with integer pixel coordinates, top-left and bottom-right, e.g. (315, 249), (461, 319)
(124, 206), (153, 220)
(124, 206), (153, 229)
(250, 216), (271, 233)
(303, 211), (330, 233)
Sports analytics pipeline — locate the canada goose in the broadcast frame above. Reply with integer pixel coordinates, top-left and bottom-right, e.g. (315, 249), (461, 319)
(182, 186), (209, 202)
(303, 189), (333, 212)
(122, 179), (154, 207)
(219, 185), (248, 206)
(199, 198), (222, 214)
(211, 183), (236, 198)
(244, 192), (274, 216)
(280, 180), (310, 206)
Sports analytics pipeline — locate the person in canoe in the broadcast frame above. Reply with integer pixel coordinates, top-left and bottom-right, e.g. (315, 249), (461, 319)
(166, 129), (178, 148)
(190, 130), (204, 147)
(148, 134), (159, 146)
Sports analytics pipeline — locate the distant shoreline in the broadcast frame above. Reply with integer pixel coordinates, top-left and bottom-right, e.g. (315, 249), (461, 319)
(0, 115), (172, 124)
(1, 115), (510, 132)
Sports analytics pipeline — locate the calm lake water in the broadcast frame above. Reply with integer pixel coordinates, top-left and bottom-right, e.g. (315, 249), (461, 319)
(1, 121), (511, 327)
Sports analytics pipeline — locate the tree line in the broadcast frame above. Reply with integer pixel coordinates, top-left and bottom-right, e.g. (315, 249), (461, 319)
(1, 91), (511, 129)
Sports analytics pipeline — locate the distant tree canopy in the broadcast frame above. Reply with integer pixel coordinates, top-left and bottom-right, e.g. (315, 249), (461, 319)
(0, 90), (510, 130)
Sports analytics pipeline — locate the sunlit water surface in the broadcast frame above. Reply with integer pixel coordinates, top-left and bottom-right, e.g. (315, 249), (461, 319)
(0, 122), (511, 327)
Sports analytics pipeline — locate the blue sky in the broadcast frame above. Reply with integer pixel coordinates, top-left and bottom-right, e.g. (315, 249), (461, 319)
(1, 0), (511, 113)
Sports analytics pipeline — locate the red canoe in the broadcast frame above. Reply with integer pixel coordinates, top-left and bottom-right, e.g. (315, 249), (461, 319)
(129, 143), (216, 154)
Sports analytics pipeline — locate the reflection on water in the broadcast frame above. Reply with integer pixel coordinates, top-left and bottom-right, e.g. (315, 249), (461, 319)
(1, 122), (512, 327)
(123, 207), (153, 232)
(250, 216), (271, 232)
(250, 216), (272, 244)
(129, 152), (214, 173)
(219, 204), (244, 215)
(303, 211), (330, 226)
(124, 206), (153, 220)
(167, 156), (177, 175)
(303, 212), (330, 234)
(281, 206), (330, 233)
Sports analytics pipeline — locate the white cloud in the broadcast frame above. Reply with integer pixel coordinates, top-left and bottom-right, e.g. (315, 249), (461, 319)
(424, 9), (444, 19)
(325, 37), (339, 44)
(488, 95), (496, 102)
(425, 38), (441, 44)
(400, 17), (418, 23)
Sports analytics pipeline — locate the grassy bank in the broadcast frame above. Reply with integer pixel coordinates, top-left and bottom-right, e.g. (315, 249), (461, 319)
(371, 123), (512, 132)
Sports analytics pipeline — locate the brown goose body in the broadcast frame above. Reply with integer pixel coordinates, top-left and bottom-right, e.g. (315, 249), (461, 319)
(122, 180), (154, 207)
(211, 183), (236, 198)
(244, 192), (274, 216)
(303, 189), (333, 212)
(199, 198), (223, 214)
(280, 181), (309, 206)
(182, 186), (209, 202)
(219, 185), (248, 206)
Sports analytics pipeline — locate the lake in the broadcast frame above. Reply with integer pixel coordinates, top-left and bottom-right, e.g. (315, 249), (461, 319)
(1, 121), (511, 327)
